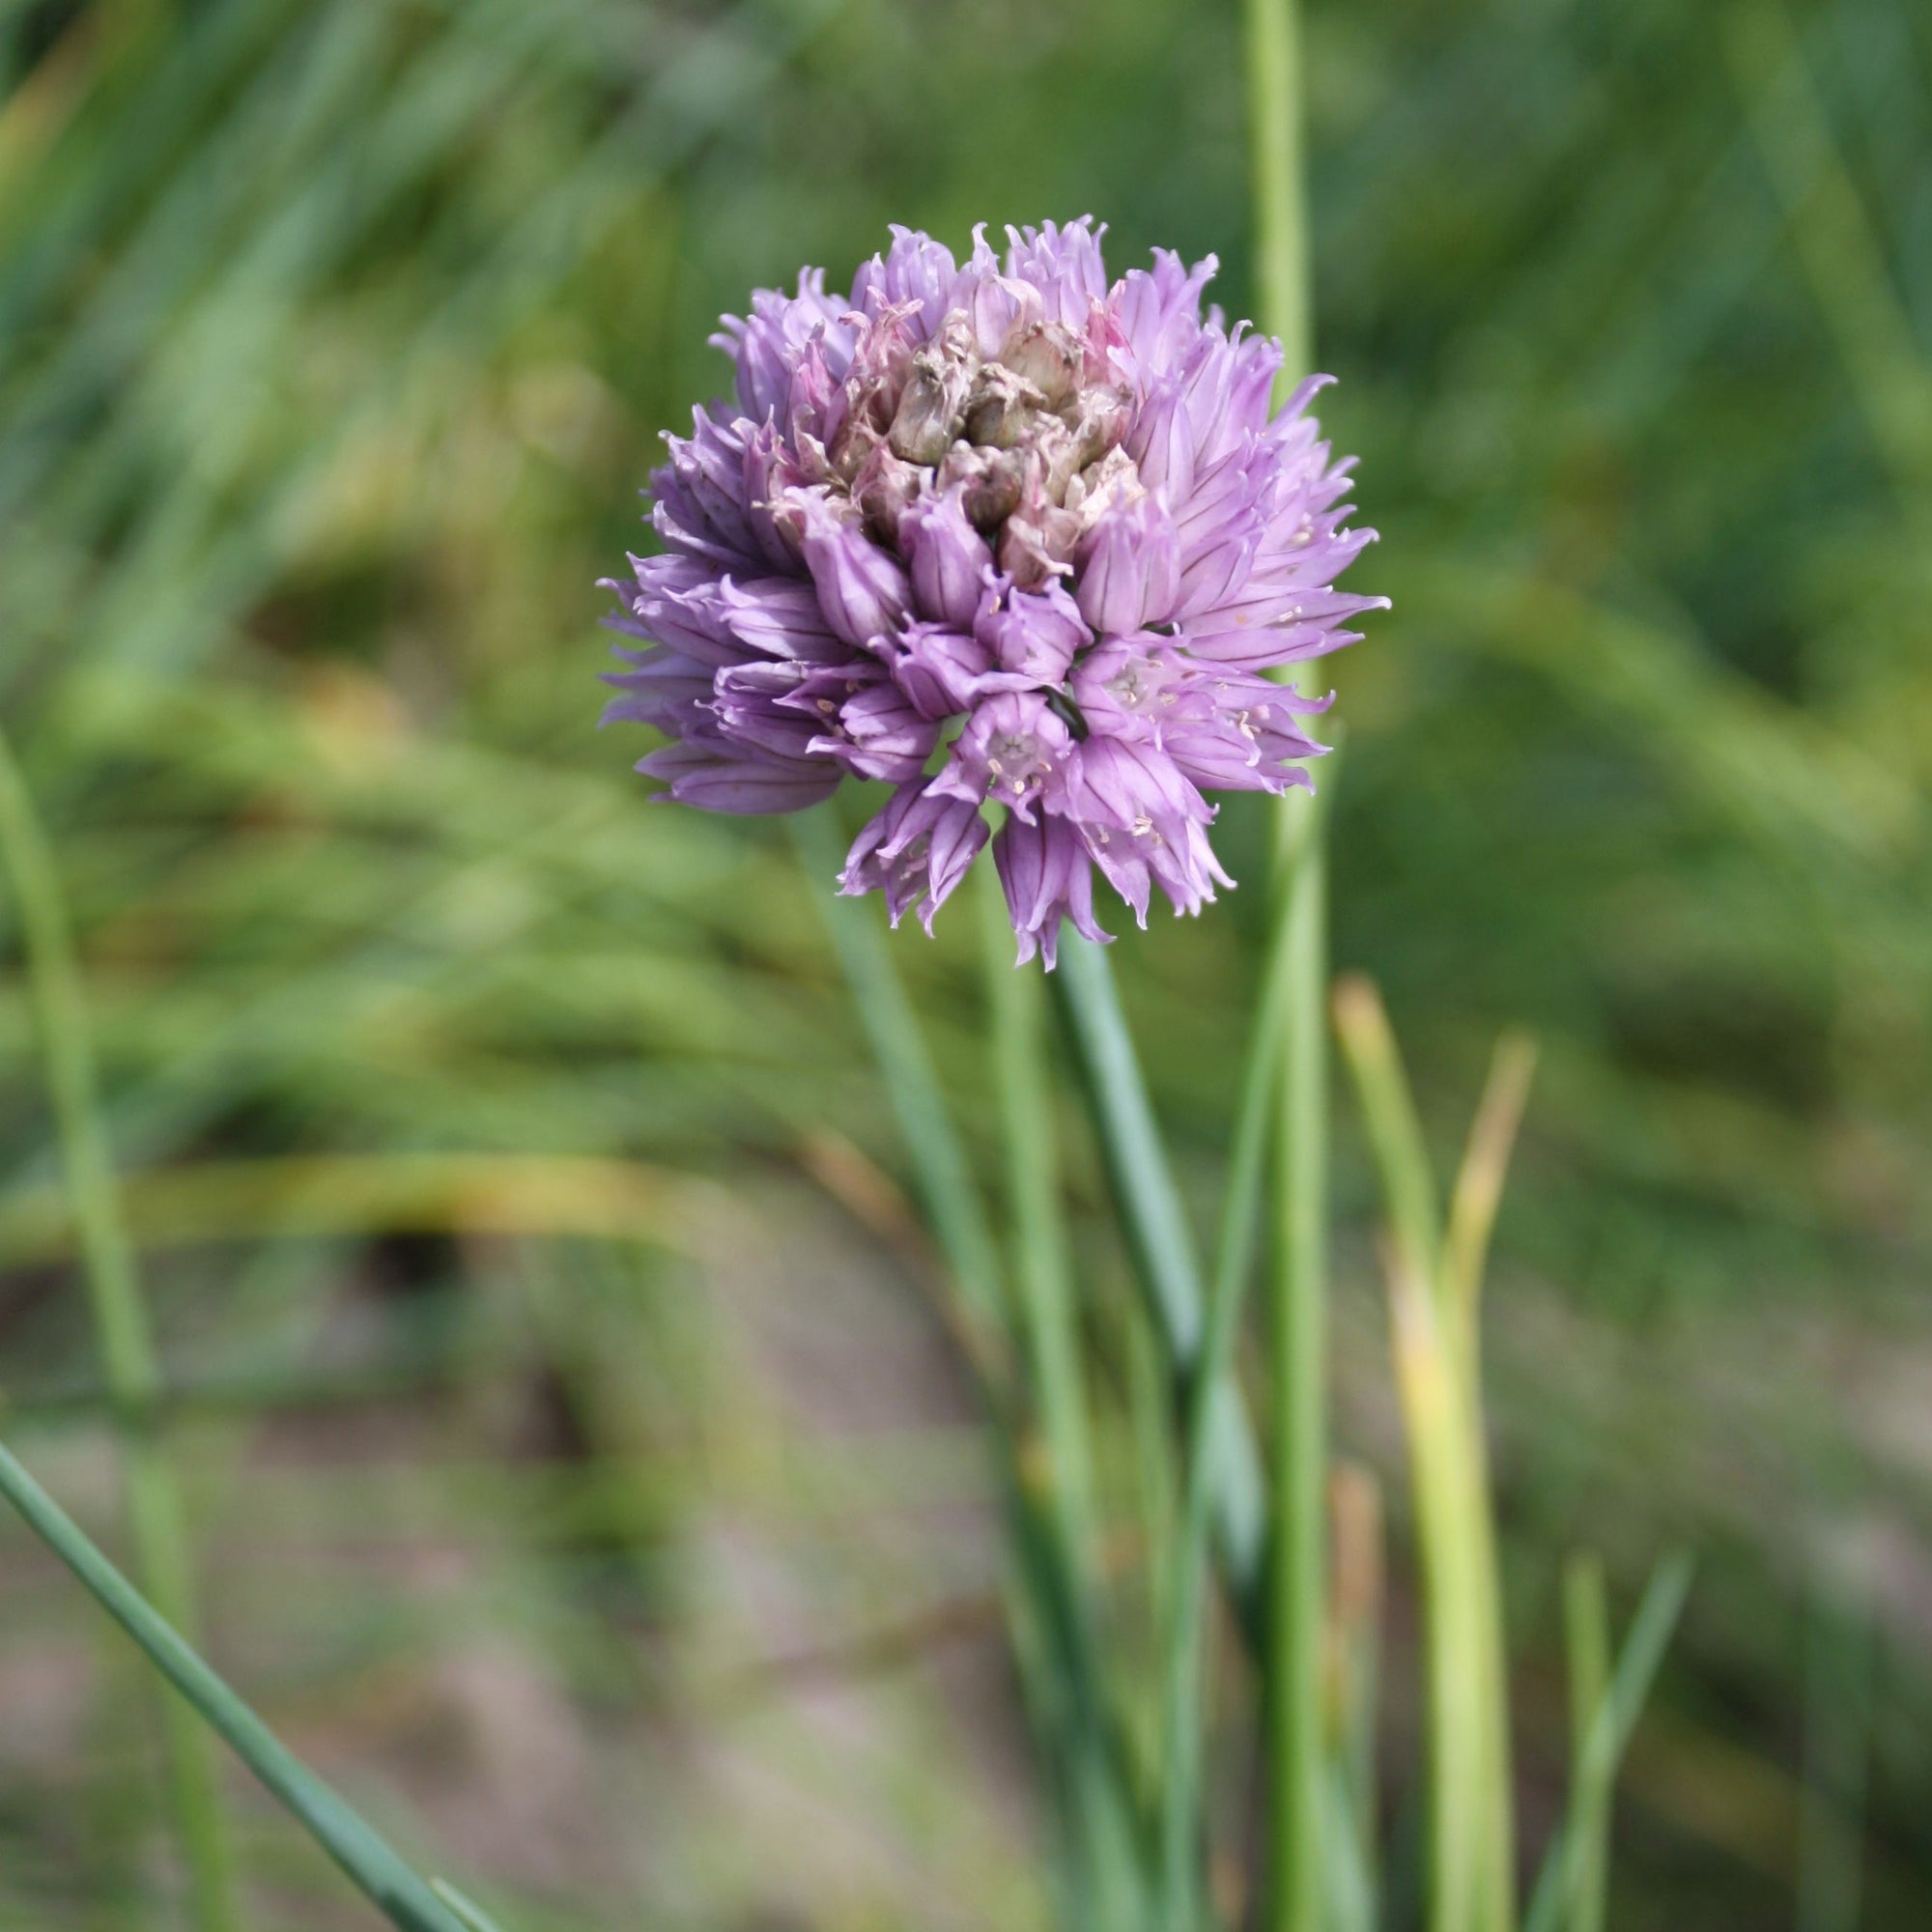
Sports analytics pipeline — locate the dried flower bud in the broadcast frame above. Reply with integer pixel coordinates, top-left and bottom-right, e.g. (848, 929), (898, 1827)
(998, 319), (1084, 411)
(938, 443), (1027, 529)
(962, 362), (1050, 449)
(850, 440), (928, 544)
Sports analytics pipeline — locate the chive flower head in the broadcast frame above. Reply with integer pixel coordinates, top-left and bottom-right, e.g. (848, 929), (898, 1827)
(604, 220), (1382, 963)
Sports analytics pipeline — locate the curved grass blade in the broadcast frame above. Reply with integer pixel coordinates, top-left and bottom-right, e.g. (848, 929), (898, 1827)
(1335, 979), (1519, 1932)
(1521, 1551), (1696, 1932)
(1053, 936), (1268, 1630)
(0, 721), (241, 1931)
(1443, 1032), (1538, 1334)
(0, 1438), (477, 1932)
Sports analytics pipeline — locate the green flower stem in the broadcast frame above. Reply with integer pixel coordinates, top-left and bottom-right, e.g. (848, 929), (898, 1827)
(1245, 0), (1327, 1919)
(1245, 0), (1312, 389)
(1264, 778), (1329, 1932)
(0, 722), (241, 1932)
(1053, 936), (1268, 1628)
(1158, 877), (1301, 1928)
(0, 1437), (473, 1932)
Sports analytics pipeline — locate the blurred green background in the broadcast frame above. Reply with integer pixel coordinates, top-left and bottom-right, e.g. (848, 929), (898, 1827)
(1, 0), (1928, 1924)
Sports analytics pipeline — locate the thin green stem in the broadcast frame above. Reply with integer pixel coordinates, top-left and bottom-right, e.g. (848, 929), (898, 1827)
(1244, 0), (1312, 390)
(1266, 783), (1328, 1932)
(0, 721), (241, 1932)
(1245, 0), (1327, 1919)
(1053, 935), (1268, 1631)
(0, 1439), (473, 1932)
(1159, 894), (1298, 1928)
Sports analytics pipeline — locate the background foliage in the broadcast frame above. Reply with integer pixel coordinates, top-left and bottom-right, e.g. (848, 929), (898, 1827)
(0, 0), (1927, 1924)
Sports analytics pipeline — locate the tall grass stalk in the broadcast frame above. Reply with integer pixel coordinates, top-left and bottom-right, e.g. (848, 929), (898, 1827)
(0, 722), (241, 1932)
(1243, 0), (1327, 1920)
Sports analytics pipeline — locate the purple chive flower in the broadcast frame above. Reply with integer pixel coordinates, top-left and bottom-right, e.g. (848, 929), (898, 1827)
(602, 219), (1384, 965)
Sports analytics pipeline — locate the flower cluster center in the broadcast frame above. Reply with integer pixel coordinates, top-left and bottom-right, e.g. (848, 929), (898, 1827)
(810, 306), (1142, 592)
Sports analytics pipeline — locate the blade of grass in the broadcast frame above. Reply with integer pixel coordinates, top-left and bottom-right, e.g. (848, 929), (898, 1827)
(1447, 1036), (1537, 1932)
(1562, 1555), (1612, 1932)
(1381, 1249), (1487, 1932)
(1053, 934), (1268, 1630)
(0, 721), (242, 1932)
(0, 1438), (476, 1932)
(1336, 980), (1519, 1932)
(1158, 878), (1299, 1928)
(1442, 1032), (1538, 1337)
(1330, 976), (1438, 1293)
(1522, 1552), (1696, 1932)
